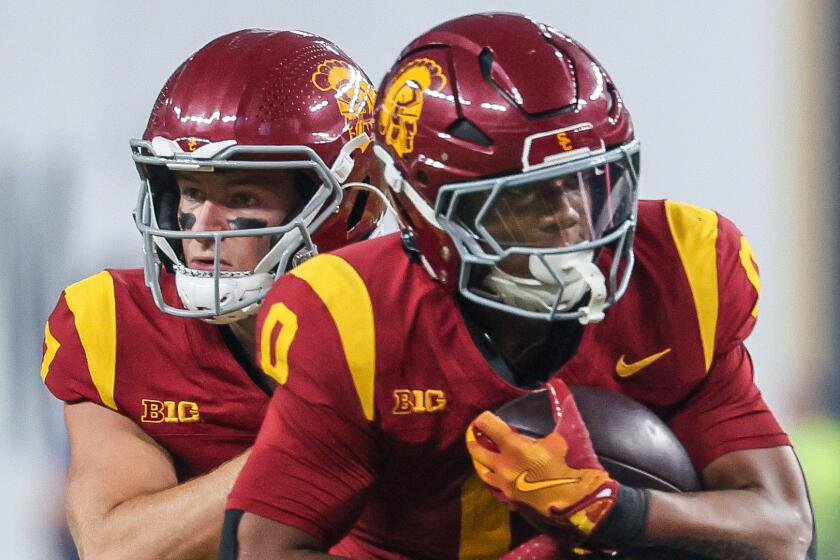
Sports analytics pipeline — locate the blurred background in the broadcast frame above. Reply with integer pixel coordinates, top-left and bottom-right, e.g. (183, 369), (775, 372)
(2, 0), (837, 557)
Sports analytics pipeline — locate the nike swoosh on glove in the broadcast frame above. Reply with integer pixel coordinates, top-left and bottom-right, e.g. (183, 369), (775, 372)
(466, 378), (618, 538)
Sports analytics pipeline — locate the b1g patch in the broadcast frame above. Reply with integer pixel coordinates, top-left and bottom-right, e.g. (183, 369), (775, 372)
(521, 123), (604, 170)
(141, 399), (201, 423)
(392, 389), (447, 414)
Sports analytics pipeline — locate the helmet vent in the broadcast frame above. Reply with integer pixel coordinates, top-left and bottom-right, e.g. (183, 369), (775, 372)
(446, 118), (492, 146)
(606, 80), (622, 123)
(477, 48), (518, 110)
(478, 48), (495, 82)
(478, 47), (576, 118)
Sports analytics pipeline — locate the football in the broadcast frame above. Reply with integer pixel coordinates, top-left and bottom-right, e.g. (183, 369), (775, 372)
(495, 385), (704, 559)
(495, 384), (701, 492)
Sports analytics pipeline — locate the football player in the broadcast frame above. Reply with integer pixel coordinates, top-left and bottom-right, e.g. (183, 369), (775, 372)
(39, 29), (384, 559)
(223, 14), (814, 559)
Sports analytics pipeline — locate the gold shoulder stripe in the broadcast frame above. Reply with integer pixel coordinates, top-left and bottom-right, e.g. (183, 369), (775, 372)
(458, 473), (511, 559)
(40, 322), (61, 382)
(64, 271), (118, 410)
(290, 255), (376, 421)
(664, 201), (719, 373)
(739, 235), (761, 318)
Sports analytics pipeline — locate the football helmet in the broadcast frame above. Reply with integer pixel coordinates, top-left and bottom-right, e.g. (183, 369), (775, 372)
(132, 29), (383, 323)
(374, 13), (639, 323)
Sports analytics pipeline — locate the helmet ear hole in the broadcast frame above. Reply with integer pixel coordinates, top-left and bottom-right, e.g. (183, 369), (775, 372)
(416, 170), (430, 185)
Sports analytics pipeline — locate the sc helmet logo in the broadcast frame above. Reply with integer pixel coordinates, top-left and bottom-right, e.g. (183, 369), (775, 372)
(556, 132), (573, 151)
(378, 58), (447, 157)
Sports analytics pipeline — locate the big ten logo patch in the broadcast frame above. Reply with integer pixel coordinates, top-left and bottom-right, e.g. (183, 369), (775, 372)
(393, 389), (447, 414)
(141, 399), (201, 423)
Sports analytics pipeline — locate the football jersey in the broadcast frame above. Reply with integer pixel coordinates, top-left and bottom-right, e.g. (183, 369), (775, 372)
(227, 199), (789, 559)
(41, 269), (270, 480)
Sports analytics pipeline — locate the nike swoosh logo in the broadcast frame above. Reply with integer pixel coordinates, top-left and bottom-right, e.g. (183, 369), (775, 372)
(615, 348), (672, 378)
(514, 472), (582, 493)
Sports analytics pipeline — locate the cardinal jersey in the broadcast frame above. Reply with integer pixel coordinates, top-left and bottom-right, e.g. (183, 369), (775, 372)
(228, 200), (789, 559)
(41, 269), (270, 480)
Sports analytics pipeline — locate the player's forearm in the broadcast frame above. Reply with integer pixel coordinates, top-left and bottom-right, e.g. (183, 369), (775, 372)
(641, 488), (811, 559)
(70, 451), (250, 560)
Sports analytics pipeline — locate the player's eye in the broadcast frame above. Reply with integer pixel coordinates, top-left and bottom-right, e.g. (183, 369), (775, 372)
(230, 192), (259, 208)
(504, 189), (536, 208)
(180, 187), (205, 202)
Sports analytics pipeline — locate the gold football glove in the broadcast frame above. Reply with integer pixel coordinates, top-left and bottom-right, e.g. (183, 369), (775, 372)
(466, 378), (618, 537)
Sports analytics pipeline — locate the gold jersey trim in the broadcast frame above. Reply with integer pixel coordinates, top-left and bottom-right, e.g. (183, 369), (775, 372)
(458, 473), (511, 559)
(40, 322), (61, 382)
(64, 271), (118, 410)
(739, 235), (761, 318)
(290, 254), (377, 421)
(664, 201), (719, 373)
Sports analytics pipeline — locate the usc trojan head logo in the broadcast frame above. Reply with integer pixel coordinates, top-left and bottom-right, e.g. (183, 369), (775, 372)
(312, 59), (376, 149)
(378, 58), (447, 157)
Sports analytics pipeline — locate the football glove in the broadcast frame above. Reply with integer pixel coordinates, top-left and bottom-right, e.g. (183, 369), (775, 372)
(466, 378), (618, 537)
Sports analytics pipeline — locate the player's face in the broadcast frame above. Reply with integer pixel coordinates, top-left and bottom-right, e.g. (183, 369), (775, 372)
(488, 175), (593, 249)
(176, 170), (300, 272)
(459, 175), (595, 276)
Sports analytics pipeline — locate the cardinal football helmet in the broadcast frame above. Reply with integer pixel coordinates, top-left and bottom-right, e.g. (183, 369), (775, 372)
(132, 29), (383, 323)
(374, 13), (639, 323)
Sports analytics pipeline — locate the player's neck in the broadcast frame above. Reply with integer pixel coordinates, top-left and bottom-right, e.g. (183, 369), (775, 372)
(218, 317), (278, 395)
(228, 317), (257, 363)
(457, 297), (584, 387)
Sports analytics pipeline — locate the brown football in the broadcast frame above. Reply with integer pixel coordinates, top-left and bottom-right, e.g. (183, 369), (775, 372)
(494, 384), (701, 492)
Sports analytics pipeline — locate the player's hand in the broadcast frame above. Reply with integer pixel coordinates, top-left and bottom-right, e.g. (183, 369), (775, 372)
(465, 378), (618, 537)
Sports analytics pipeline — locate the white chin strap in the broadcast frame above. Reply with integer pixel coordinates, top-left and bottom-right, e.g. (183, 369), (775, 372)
(481, 250), (607, 324)
(174, 266), (276, 325)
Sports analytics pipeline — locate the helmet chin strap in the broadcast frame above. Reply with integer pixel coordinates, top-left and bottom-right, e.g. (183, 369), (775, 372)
(331, 132), (369, 183)
(174, 265), (274, 324)
(481, 250), (607, 324)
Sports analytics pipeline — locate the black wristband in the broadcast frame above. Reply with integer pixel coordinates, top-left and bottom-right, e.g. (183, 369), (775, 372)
(586, 484), (650, 548)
